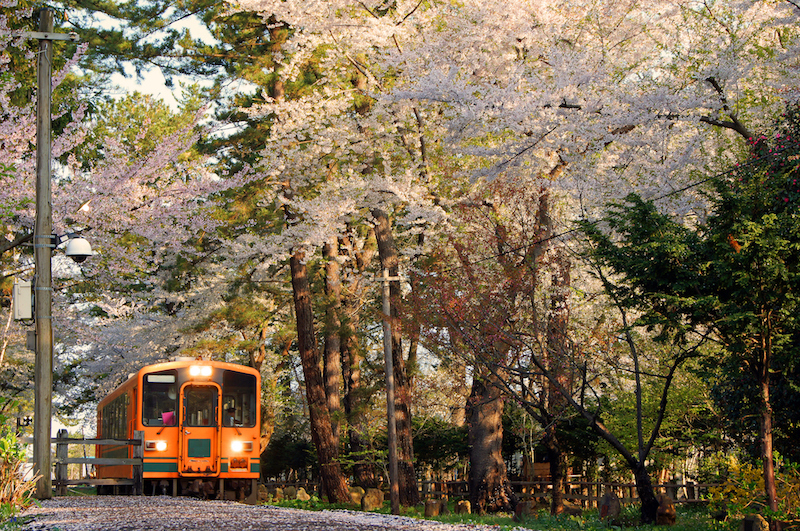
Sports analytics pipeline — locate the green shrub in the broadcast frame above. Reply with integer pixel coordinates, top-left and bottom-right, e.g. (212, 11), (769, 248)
(708, 453), (800, 525)
(0, 427), (39, 517)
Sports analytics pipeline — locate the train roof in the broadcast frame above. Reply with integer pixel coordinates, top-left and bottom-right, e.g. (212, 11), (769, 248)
(97, 359), (259, 409)
(137, 358), (260, 376)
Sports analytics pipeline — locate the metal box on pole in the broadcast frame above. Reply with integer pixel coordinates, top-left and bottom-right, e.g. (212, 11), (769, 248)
(12, 281), (33, 320)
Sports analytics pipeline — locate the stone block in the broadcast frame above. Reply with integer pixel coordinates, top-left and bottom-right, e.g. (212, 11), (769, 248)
(349, 486), (365, 505)
(424, 499), (441, 517)
(514, 500), (536, 522)
(439, 499), (450, 515)
(740, 514), (770, 531)
(656, 494), (676, 526)
(361, 488), (384, 511)
(563, 501), (582, 516)
(599, 491), (621, 522)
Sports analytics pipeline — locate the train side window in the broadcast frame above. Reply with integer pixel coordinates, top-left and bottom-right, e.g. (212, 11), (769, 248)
(222, 371), (257, 428)
(142, 371), (178, 426)
(101, 393), (129, 439)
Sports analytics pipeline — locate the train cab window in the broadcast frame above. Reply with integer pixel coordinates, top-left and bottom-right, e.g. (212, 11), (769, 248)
(222, 371), (257, 428)
(184, 386), (218, 427)
(142, 371), (178, 426)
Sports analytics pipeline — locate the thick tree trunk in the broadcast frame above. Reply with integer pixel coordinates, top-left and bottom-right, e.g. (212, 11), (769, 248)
(633, 463), (659, 525)
(545, 247), (571, 515)
(372, 208), (420, 506)
(342, 311), (378, 488)
(289, 251), (350, 503)
(323, 240), (342, 450)
(467, 372), (516, 514)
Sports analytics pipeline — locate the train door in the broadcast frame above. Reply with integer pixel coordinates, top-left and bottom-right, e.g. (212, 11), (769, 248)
(179, 383), (221, 475)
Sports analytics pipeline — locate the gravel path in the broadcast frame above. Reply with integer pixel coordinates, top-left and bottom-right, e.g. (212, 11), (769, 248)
(19, 496), (504, 531)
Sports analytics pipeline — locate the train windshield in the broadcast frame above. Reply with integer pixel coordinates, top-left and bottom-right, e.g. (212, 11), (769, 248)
(184, 386), (218, 427)
(221, 370), (257, 428)
(142, 371), (178, 426)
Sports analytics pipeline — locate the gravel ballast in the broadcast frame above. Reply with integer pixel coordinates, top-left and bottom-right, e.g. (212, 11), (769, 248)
(19, 496), (504, 531)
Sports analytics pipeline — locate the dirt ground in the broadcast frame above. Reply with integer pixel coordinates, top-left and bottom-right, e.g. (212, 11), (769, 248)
(19, 496), (504, 531)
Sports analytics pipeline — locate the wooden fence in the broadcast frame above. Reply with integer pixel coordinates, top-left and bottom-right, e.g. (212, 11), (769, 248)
(420, 479), (712, 507)
(264, 479), (713, 507)
(23, 429), (144, 495)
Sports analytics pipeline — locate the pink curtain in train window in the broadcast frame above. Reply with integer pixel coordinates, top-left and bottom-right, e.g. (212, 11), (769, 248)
(162, 411), (175, 426)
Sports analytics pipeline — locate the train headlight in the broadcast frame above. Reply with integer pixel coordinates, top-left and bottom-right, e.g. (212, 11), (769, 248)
(145, 440), (168, 452)
(231, 441), (253, 452)
(189, 365), (212, 377)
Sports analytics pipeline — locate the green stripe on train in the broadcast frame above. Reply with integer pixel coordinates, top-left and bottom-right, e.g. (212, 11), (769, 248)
(143, 461), (179, 473)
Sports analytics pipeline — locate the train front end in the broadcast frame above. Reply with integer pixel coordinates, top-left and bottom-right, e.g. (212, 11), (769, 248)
(136, 360), (260, 503)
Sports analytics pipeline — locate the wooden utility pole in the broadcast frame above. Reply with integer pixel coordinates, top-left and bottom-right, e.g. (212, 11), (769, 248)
(26, 9), (79, 500)
(381, 268), (401, 515)
(33, 8), (55, 500)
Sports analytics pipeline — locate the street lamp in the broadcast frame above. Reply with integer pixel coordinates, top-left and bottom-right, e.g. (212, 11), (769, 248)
(16, 415), (33, 436)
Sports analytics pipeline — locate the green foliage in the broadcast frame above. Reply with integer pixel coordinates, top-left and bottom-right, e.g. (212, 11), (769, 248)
(421, 503), (726, 530)
(267, 498), (727, 531)
(581, 101), (800, 516)
(267, 494), (356, 511)
(708, 455), (800, 524)
(601, 353), (724, 473)
(260, 430), (317, 480)
(580, 195), (710, 344)
(706, 356), (800, 462)
(0, 425), (38, 520)
(412, 416), (468, 472)
(76, 92), (201, 167)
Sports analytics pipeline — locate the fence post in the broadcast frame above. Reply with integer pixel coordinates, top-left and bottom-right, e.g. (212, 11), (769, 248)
(54, 429), (69, 496)
(132, 431), (144, 495)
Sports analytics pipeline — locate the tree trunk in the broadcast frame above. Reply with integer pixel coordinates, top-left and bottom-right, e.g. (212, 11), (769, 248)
(342, 310), (378, 488)
(543, 423), (567, 515)
(544, 246), (571, 515)
(323, 240), (342, 450)
(633, 462), (659, 525)
(467, 371), (516, 514)
(758, 336), (779, 516)
(289, 251), (350, 503)
(372, 208), (420, 506)
(341, 231), (379, 489)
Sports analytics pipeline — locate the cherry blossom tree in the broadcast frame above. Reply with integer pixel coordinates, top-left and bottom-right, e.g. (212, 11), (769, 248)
(224, 0), (800, 518)
(0, 8), (266, 422)
(216, 0), (450, 504)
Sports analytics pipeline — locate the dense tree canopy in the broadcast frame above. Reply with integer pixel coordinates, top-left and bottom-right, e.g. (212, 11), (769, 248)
(2, 0), (800, 523)
(581, 104), (800, 514)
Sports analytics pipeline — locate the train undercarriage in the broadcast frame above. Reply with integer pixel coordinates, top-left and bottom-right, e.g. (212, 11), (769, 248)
(98, 477), (258, 505)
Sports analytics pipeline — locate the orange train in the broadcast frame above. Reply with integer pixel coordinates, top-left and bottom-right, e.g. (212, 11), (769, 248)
(96, 359), (261, 503)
